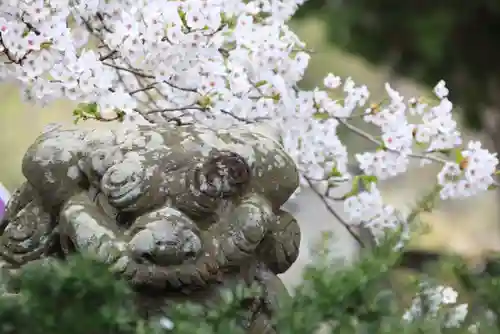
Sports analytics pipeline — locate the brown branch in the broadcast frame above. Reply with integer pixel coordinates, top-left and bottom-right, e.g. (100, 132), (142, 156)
(0, 37), (32, 65)
(0, 37), (18, 64)
(102, 61), (154, 79)
(303, 176), (366, 247)
(219, 109), (255, 124)
(102, 62), (198, 94)
(129, 82), (159, 95)
(145, 105), (206, 114)
(99, 50), (118, 61)
(20, 13), (41, 36)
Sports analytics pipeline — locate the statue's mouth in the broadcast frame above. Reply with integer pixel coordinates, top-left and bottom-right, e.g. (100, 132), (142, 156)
(132, 248), (193, 267)
(135, 252), (157, 264)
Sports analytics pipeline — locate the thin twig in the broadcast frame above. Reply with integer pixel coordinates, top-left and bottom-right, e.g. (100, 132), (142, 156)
(304, 176), (366, 247)
(219, 109), (255, 124)
(20, 14), (41, 35)
(103, 62), (199, 94)
(99, 50), (118, 61)
(336, 118), (448, 164)
(146, 105), (206, 114)
(102, 61), (155, 79)
(0, 36), (32, 65)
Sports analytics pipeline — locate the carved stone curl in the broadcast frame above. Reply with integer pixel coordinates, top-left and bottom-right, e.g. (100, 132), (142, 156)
(0, 122), (301, 333)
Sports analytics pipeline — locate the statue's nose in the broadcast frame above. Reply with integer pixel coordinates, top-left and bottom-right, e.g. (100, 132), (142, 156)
(128, 229), (157, 263)
(129, 229), (154, 253)
(128, 229), (182, 264)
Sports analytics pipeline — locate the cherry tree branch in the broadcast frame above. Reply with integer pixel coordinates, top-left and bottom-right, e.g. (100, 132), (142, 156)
(303, 176), (367, 247)
(336, 118), (449, 164)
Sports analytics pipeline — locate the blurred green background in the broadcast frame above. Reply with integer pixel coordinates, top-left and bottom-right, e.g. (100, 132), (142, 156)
(1, 12), (499, 272)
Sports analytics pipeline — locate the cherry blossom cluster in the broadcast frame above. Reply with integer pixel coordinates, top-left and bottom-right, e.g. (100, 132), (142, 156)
(403, 281), (469, 329)
(0, 0), (309, 126)
(343, 183), (409, 247)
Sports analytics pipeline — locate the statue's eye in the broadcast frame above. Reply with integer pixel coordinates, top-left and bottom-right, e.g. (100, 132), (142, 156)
(200, 150), (251, 198)
(228, 163), (249, 185)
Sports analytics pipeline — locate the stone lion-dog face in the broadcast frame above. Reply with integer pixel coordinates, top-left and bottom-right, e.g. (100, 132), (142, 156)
(3, 122), (300, 293)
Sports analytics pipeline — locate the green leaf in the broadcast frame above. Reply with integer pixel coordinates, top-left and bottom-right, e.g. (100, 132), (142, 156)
(453, 148), (464, 163)
(197, 95), (212, 108)
(313, 111), (330, 120)
(360, 175), (378, 189)
(329, 166), (343, 178)
(177, 8), (186, 22)
(414, 140), (428, 149)
(342, 175), (361, 199)
(40, 41), (52, 49)
(254, 80), (268, 88)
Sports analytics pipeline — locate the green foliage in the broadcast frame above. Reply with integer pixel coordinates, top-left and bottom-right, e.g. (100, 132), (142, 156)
(73, 103), (125, 123)
(0, 256), (141, 334)
(295, 1), (500, 130)
(4, 240), (500, 333)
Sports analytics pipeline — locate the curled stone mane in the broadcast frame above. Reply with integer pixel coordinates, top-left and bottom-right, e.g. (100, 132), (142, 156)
(0, 196), (55, 267)
(198, 150), (251, 199)
(100, 159), (146, 210)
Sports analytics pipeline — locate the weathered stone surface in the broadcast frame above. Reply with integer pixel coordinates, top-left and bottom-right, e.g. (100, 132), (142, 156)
(0, 122), (302, 333)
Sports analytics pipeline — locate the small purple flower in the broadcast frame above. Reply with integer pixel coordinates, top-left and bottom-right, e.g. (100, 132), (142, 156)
(0, 183), (10, 221)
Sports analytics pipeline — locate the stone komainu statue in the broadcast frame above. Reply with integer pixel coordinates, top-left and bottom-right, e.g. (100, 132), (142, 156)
(0, 121), (301, 333)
